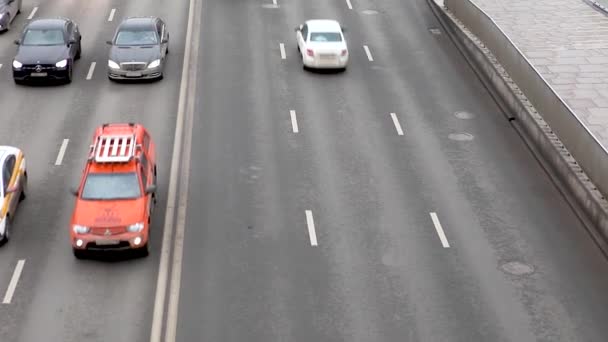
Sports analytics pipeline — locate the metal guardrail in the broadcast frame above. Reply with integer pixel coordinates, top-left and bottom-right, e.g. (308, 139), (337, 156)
(445, 0), (608, 198)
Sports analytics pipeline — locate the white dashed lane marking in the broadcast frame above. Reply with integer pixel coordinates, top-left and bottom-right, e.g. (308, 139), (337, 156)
(430, 212), (450, 248)
(306, 210), (318, 246)
(363, 45), (374, 61)
(279, 43), (286, 60)
(55, 139), (69, 165)
(108, 8), (116, 22)
(27, 7), (38, 20)
(290, 110), (299, 133)
(86, 62), (96, 80)
(3, 259), (25, 304)
(390, 112), (404, 135)
(346, 0), (353, 10)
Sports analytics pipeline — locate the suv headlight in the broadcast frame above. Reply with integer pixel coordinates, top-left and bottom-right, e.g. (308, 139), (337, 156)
(73, 225), (90, 234)
(12, 60), (22, 69)
(55, 59), (68, 68)
(147, 59), (161, 69)
(108, 60), (120, 69)
(127, 222), (144, 232)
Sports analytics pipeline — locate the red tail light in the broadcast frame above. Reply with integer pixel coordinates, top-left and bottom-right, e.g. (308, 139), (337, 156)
(341, 49), (348, 56)
(306, 49), (314, 57)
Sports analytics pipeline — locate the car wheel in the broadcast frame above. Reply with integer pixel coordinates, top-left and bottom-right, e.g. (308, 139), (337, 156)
(13, 78), (23, 85)
(65, 63), (73, 84)
(76, 46), (81, 60)
(19, 179), (26, 202)
(73, 248), (86, 259)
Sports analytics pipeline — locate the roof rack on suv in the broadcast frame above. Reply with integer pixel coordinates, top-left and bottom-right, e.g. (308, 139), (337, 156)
(89, 134), (138, 163)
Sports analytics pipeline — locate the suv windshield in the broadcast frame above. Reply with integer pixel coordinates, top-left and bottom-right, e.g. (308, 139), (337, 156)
(22, 29), (65, 46)
(81, 172), (141, 200)
(115, 29), (158, 46)
(309, 32), (342, 42)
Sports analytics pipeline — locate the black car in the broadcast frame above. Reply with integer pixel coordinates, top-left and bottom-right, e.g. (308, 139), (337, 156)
(12, 18), (82, 84)
(0, 0), (21, 31)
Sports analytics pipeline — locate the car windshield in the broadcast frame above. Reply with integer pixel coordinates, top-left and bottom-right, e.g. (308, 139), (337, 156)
(115, 29), (158, 46)
(81, 172), (141, 200)
(21, 29), (65, 46)
(309, 32), (342, 42)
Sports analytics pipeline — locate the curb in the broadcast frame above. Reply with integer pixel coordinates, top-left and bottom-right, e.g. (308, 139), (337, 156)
(427, 0), (608, 256)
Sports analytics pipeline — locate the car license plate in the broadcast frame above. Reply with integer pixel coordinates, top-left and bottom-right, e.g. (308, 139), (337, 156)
(30, 72), (47, 77)
(95, 239), (119, 245)
(126, 71), (142, 77)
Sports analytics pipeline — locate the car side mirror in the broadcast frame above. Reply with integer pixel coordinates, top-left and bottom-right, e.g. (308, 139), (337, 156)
(162, 38), (168, 44)
(145, 185), (157, 194)
(69, 186), (79, 196)
(13, 39), (20, 45)
(68, 39), (77, 45)
(342, 27), (347, 33)
(106, 40), (113, 45)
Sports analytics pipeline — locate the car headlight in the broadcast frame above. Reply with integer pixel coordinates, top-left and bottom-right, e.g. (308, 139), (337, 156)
(147, 59), (161, 69)
(72, 225), (90, 234)
(108, 60), (120, 69)
(55, 59), (68, 68)
(12, 60), (22, 69)
(127, 222), (144, 233)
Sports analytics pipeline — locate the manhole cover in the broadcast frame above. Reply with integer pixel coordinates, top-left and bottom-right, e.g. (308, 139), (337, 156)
(361, 9), (379, 15)
(454, 111), (475, 119)
(448, 132), (474, 141)
(501, 261), (534, 276)
(261, 4), (278, 8)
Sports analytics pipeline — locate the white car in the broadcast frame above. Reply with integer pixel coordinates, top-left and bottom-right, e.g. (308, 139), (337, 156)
(0, 146), (26, 244)
(295, 19), (348, 70)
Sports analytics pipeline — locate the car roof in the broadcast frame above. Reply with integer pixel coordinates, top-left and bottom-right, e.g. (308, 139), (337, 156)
(119, 17), (158, 30)
(305, 20), (341, 32)
(27, 18), (68, 29)
(87, 123), (148, 173)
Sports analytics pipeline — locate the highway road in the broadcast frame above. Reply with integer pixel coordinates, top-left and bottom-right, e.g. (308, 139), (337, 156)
(0, 0), (608, 341)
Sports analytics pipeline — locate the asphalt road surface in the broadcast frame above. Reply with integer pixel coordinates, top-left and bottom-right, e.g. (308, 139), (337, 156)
(2, 0), (608, 341)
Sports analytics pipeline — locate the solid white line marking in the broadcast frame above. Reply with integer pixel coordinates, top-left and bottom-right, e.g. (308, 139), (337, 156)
(363, 45), (374, 61)
(150, 0), (200, 338)
(0, 64), (3, 70)
(306, 210), (318, 246)
(290, 110), (299, 133)
(108, 8), (116, 22)
(430, 212), (450, 248)
(279, 43), (286, 60)
(27, 7), (38, 20)
(390, 113), (404, 135)
(345, 0), (353, 9)
(3, 260), (25, 304)
(55, 139), (69, 166)
(86, 62), (96, 80)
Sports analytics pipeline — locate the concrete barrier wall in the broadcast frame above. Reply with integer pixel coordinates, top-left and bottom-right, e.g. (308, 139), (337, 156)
(428, 0), (608, 251)
(445, 0), (608, 199)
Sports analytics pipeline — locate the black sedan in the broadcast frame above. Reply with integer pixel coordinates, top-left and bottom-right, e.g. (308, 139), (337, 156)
(0, 0), (22, 32)
(107, 16), (169, 81)
(12, 18), (82, 84)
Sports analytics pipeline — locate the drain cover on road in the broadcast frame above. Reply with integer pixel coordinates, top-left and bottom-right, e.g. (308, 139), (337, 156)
(448, 132), (474, 141)
(454, 111), (475, 119)
(501, 261), (534, 276)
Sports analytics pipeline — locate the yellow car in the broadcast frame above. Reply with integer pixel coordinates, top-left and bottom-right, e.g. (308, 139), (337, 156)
(0, 146), (27, 244)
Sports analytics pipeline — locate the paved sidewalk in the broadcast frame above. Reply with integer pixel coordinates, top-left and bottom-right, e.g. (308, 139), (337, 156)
(467, 0), (608, 148)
